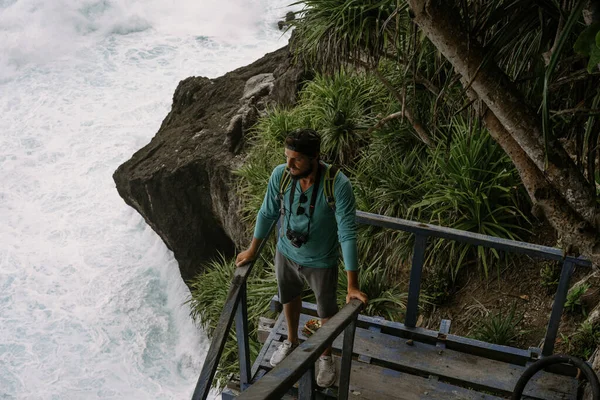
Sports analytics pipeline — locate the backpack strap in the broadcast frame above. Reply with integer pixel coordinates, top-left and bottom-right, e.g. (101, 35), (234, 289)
(279, 168), (293, 215)
(278, 168), (293, 238)
(324, 165), (339, 211)
(280, 164), (339, 213)
(279, 168), (292, 198)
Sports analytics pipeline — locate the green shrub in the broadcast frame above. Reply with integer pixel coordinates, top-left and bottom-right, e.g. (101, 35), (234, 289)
(471, 302), (525, 346)
(337, 257), (409, 321)
(289, 0), (400, 70)
(422, 268), (452, 306)
(412, 118), (530, 280)
(251, 106), (307, 146)
(234, 142), (284, 227)
(564, 283), (591, 315)
(351, 128), (429, 273)
(297, 70), (382, 165)
(540, 261), (560, 294)
(565, 321), (600, 360)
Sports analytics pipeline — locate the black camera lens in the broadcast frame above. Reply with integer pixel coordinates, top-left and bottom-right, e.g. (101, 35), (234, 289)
(286, 228), (307, 248)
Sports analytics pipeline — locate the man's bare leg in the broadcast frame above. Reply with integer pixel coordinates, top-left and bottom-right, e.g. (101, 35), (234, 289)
(284, 295), (302, 344)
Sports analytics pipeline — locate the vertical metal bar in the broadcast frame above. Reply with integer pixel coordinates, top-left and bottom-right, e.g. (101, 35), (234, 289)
(235, 281), (252, 388)
(338, 315), (358, 400)
(542, 261), (575, 356)
(298, 366), (315, 400)
(192, 282), (244, 400)
(405, 234), (427, 328)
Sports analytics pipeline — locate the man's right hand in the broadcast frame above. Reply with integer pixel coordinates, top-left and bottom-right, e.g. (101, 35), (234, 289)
(235, 249), (256, 267)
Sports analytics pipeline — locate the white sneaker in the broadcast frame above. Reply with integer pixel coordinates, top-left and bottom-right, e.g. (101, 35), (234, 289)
(316, 355), (336, 387)
(269, 340), (297, 367)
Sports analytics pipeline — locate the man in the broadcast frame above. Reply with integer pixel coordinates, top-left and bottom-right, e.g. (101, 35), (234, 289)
(236, 128), (367, 388)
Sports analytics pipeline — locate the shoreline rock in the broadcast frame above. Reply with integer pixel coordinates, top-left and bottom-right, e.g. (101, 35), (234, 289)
(113, 45), (306, 283)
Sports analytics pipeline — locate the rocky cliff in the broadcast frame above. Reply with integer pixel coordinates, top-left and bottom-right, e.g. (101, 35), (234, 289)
(113, 45), (306, 282)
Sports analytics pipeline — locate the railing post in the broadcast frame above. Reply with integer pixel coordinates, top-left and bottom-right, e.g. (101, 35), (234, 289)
(338, 313), (358, 400)
(405, 234), (427, 328)
(235, 281), (251, 388)
(542, 260), (575, 356)
(298, 366), (315, 400)
(191, 221), (276, 400)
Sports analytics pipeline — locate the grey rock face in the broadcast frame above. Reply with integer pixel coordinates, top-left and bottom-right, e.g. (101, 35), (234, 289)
(113, 45), (306, 282)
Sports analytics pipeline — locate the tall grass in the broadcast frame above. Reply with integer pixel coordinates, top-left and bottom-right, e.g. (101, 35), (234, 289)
(351, 126), (429, 272)
(297, 70), (383, 164)
(412, 118), (531, 279)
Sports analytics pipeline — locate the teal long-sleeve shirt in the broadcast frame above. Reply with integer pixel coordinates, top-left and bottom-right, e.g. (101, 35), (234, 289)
(253, 163), (358, 271)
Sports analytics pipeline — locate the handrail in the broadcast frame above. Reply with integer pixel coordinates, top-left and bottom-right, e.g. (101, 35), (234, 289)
(237, 299), (363, 400)
(191, 221), (277, 400)
(356, 211), (590, 267)
(355, 210), (592, 355)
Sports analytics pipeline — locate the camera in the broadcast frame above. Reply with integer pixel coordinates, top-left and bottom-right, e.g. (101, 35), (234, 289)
(286, 228), (308, 248)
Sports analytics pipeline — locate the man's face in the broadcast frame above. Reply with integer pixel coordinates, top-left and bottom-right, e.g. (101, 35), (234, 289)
(285, 148), (315, 178)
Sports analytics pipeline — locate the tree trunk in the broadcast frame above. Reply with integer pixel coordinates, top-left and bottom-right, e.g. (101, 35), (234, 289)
(407, 0), (599, 228)
(584, 0), (600, 25)
(371, 67), (434, 147)
(481, 106), (600, 264)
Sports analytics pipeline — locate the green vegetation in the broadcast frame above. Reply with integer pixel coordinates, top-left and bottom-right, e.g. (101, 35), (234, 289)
(563, 321), (600, 360)
(471, 303), (525, 347)
(297, 71), (382, 164)
(412, 119), (529, 280)
(540, 261), (560, 294)
(564, 283), (591, 315)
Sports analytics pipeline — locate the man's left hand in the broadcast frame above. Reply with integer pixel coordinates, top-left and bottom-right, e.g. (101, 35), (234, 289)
(346, 287), (368, 304)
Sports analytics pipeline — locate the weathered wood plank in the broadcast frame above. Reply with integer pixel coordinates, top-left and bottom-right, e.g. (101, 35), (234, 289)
(256, 348), (504, 400)
(273, 314), (576, 400)
(345, 360), (505, 400)
(271, 296), (534, 365)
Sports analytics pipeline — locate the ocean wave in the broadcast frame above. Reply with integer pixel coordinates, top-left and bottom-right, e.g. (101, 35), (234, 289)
(0, 0), (275, 74)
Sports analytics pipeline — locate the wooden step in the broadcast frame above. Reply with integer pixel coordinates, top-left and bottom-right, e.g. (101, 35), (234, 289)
(257, 348), (504, 399)
(265, 314), (576, 400)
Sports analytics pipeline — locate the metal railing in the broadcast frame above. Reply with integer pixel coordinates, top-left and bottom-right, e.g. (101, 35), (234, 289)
(191, 221), (277, 400)
(237, 299), (363, 400)
(355, 210), (591, 356)
(192, 210), (592, 400)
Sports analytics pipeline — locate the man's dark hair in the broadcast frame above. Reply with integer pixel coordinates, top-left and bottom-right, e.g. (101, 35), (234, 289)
(285, 128), (321, 158)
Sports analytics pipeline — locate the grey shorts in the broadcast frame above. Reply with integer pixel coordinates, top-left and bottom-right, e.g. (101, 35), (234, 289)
(275, 249), (339, 318)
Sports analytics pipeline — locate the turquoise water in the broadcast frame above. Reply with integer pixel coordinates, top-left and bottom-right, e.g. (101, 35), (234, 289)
(0, 0), (293, 398)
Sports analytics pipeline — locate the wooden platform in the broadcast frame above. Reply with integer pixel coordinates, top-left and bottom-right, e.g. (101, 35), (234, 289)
(225, 307), (579, 400)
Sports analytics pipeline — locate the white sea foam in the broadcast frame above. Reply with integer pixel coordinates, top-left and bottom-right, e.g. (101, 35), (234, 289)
(0, 0), (294, 398)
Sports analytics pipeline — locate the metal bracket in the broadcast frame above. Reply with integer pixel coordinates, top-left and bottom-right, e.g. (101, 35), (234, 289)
(436, 319), (451, 350)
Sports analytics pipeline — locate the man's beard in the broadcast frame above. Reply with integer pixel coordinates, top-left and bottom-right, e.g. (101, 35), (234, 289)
(290, 163), (314, 179)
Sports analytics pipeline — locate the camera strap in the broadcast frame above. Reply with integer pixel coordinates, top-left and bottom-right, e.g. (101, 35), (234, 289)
(288, 164), (322, 237)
